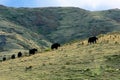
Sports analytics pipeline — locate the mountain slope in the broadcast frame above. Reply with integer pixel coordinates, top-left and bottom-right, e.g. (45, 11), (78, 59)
(1, 5), (120, 51)
(0, 32), (120, 80)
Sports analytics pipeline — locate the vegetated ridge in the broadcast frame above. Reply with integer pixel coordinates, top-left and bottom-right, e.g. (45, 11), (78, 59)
(0, 5), (120, 52)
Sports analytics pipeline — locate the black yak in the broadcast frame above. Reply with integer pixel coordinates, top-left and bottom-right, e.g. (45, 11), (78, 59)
(11, 54), (15, 59)
(88, 36), (98, 44)
(51, 43), (60, 50)
(29, 48), (38, 55)
(18, 52), (22, 58)
(3, 57), (6, 61)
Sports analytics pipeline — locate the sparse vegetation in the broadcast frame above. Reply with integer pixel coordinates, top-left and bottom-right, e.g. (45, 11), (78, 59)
(0, 5), (120, 80)
(0, 33), (120, 80)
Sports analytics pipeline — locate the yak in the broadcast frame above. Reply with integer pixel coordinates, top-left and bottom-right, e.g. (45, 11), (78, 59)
(29, 48), (38, 55)
(3, 57), (6, 61)
(11, 54), (15, 59)
(18, 52), (22, 58)
(51, 43), (60, 50)
(88, 36), (98, 44)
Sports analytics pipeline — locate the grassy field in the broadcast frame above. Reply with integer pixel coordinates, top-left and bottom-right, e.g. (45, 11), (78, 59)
(0, 32), (120, 80)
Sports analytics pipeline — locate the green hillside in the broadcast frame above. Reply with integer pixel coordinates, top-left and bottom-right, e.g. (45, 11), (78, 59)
(0, 32), (120, 80)
(1, 5), (120, 52)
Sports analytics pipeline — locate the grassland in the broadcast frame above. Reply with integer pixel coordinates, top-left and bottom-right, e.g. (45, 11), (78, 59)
(1, 6), (120, 52)
(0, 32), (120, 80)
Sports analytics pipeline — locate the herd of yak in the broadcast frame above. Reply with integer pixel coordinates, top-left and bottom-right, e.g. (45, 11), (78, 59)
(1, 36), (98, 62)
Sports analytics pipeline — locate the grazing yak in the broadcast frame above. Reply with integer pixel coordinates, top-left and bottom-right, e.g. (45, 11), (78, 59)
(3, 57), (6, 61)
(51, 43), (60, 50)
(11, 54), (15, 59)
(88, 36), (98, 44)
(18, 52), (22, 58)
(29, 48), (38, 55)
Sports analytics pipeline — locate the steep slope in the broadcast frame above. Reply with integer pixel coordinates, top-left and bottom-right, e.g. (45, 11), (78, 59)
(91, 8), (120, 31)
(0, 5), (52, 51)
(0, 18), (51, 51)
(0, 32), (120, 80)
(10, 7), (120, 43)
(1, 5), (120, 51)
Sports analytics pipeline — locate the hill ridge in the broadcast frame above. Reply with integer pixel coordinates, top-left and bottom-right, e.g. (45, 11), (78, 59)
(0, 5), (120, 51)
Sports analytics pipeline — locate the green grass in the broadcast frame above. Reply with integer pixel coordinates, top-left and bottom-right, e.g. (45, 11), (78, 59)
(1, 6), (120, 45)
(0, 6), (120, 79)
(1, 6), (120, 51)
(0, 33), (120, 80)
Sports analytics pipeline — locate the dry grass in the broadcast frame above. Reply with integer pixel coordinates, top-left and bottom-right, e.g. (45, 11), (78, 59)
(0, 32), (120, 80)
